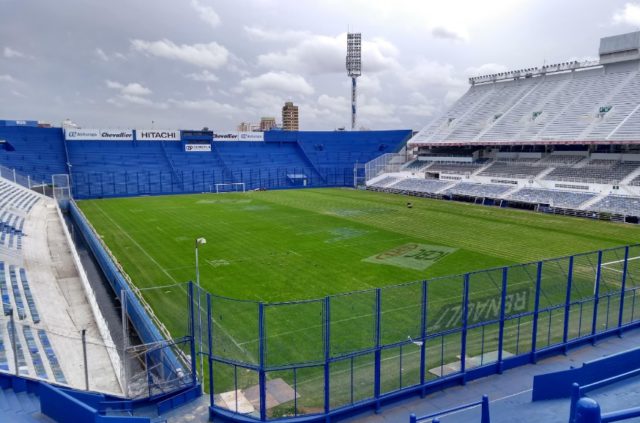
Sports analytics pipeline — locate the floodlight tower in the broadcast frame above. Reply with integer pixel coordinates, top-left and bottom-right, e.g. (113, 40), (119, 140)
(346, 33), (362, 130)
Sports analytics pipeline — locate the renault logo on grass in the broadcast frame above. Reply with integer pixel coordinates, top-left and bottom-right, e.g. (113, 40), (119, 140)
(363, 243), (457, 271)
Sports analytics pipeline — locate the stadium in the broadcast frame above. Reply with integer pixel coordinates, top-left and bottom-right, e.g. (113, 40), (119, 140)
(1, 21), (640, 423)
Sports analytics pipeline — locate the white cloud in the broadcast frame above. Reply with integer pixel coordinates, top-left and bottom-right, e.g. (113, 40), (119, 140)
(3, 47), (26, 59)
(190, 0), (220, 29)
(169, 98), (240, 115)
(186, 70), (219, 82)
(465, 63), (509, 77)
(0, 74), (16, 83)
(613, 3), (640, 26)
(257, 33), (399, 75)
(244, 26), (310, 42)
(431, 26), (468, 42)
(401, 60), (466, 89)
(106, 80), (152, 96)
(131, 39), (229, 69)
(95, 48), (109, 62)
(317, 94), (349, 114)
(239, 71), (314, 95)
(399, 93), (437, 117)
(106, 80), (162, 108)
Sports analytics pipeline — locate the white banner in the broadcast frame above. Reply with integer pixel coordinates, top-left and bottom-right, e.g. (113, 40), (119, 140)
(136, 129), (180, 141)
(213, 131), (264, 142)
(65, 129), (134, 141)
(185, 144), (211, 152)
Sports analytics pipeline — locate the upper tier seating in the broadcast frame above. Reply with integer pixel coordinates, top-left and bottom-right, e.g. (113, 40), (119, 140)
(544, 161), (640, 184)
(0, 127), (67, 183)
(479, 162), (547, 179)
(425, 162), (486, 175)
(411, 67), (640, 145)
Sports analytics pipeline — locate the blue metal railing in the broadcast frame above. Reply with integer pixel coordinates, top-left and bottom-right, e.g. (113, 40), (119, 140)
(569, 368), (640, 422)
(575, 397), (640, 422)
(409, 394), (490, 423)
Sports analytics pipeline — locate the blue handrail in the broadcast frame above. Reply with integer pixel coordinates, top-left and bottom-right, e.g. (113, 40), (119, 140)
(569, 367), (640, 421)
(409, 395), (490, 423)
(574, 397), (640, 422)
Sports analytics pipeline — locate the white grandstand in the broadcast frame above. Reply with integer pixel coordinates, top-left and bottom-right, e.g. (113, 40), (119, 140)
(367, 31), (640, 223)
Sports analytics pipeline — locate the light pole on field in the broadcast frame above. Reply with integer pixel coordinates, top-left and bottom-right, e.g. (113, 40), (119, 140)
(195, 237), (207, 383)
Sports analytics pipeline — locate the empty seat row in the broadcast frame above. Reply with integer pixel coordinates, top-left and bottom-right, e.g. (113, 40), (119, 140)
(444, 182), (513, 197)
(370, 176), (401, 188)
(37, 330), (66, 384)
(479, 162), (547, 179)
(22, 326), (47, 379)
(0, 264), (38, 323)
(588, 195), (640, 216)
(508, 188), (596, 208)
(389, 178), (451, 193)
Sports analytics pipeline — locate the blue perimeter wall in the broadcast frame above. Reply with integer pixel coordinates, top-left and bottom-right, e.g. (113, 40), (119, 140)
(0, 125), (411, 198)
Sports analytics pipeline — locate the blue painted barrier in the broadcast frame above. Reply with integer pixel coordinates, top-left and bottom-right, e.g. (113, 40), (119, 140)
(532, 347), (640, 401)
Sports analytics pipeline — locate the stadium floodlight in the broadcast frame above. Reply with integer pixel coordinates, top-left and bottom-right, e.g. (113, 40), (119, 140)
(195, 237), (207, 382)
(346, 33), (362, 130)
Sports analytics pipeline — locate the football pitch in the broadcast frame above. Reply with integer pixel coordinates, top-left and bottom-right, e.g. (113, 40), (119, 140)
(77, 188), (640, 414)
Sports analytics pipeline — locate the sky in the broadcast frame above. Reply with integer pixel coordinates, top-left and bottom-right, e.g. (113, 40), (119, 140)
(2, 0), (640, 131)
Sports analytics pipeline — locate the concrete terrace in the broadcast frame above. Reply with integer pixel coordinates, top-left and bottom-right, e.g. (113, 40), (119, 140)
(0, 181), (121, 395)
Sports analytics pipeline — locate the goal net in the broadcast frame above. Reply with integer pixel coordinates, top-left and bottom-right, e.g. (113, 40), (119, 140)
(212, 182), (246, 193)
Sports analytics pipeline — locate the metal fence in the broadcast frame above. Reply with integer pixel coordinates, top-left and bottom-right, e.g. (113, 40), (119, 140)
(364, 153), (406, 183)
(188, 244), (640, 422)
(70, 167), (355, 199)
(0, 165), (48, 194)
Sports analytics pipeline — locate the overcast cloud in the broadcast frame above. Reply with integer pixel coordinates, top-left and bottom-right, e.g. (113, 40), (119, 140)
(1, 0), (639, 131)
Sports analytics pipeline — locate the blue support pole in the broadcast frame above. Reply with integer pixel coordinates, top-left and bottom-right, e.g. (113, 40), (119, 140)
(460, 275), (470, 382)
(531, 261), (543, 364)
(374, 288), (382, 412)
(498, 268), (508, 373)
(481, 394), (491, 423)
(188, 282), (197, 385)
(569, 382), (581, 423)
(207, 294), (213, 406)
(618, 246), (630, 334)
(591, 251), (603, 343)
(562, 256), (575, 353)
(324, 296), (331, 418)
(258, 303), (266, 421)
(420, 280), (427, 397)
(409, 413), (417, 423)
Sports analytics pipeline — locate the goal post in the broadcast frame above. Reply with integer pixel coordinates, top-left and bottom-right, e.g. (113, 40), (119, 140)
(211, 182), (246, 193)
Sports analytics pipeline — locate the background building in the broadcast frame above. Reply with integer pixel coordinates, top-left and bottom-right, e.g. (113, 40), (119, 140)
(236, 122), (252, 132)
(260, 117), (277, 131)
(282, 101), (299, 131)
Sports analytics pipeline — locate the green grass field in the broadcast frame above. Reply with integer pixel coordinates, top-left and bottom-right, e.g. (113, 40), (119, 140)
(77, 188), (640, 416)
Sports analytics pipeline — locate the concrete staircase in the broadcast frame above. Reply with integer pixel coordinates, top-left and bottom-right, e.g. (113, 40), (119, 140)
(0, 387), (52, 422)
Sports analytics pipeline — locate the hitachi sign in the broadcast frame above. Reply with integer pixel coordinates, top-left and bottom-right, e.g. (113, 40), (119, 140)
(136, 129), (181, 141)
